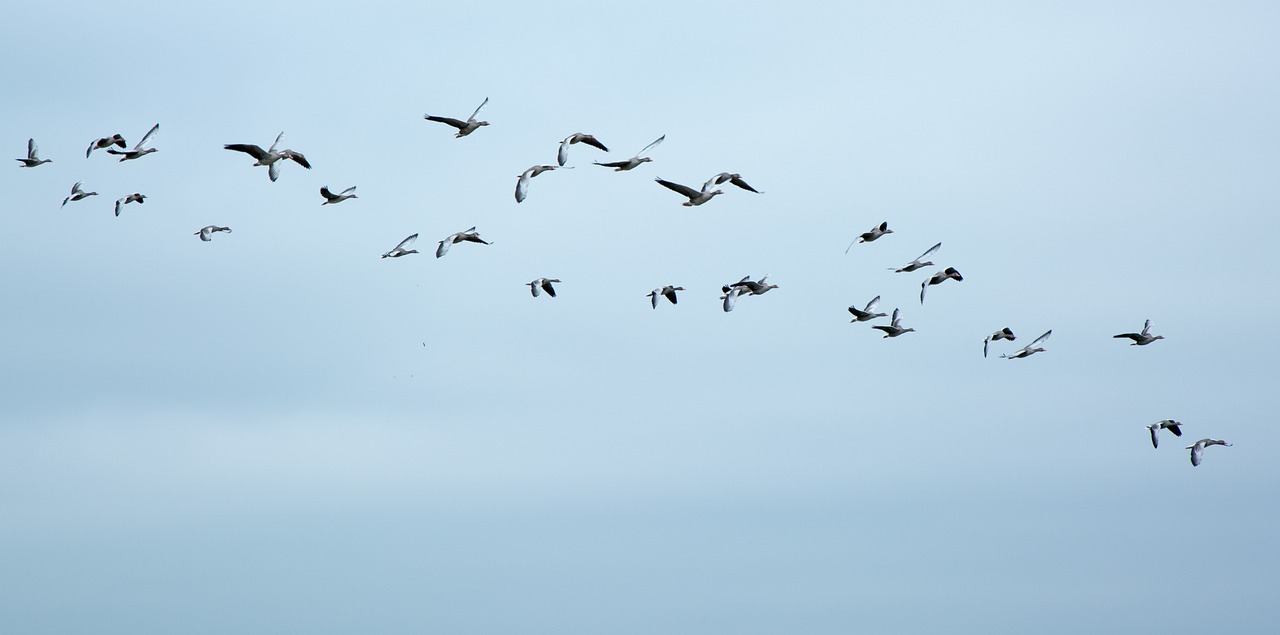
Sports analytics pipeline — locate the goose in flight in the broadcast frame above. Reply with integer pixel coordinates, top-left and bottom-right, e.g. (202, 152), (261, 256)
(515, 164), (568, 203)
(704, 172), (762, 194)
(224, 132), (312, 181)
(920, 267), (963, 304)
(594, 135), (664, 171)
(436, 226), (491, 258)
(1147, 419), (1183, 449)
(61, 182), (98, 207)
(528, 278), (560, 298)
(320, 186), (357, 205)
(721, 275), (777, 296)
(557, 132), (609, 166)
(382, 233), (419, 258)
(845, 222), (893, 253)
(655, 177), (723, 206)
(983, 327), (1016, 358)
(1001, 330), (1051, 359)
(848, 296), (888, 322)
(1114, 319), (1165, 346)
(106, 123), (159, 161)
(890, 242), (941, 273)
(16, 138), (52, 167)
(871, 308), (915, 338)
(424, 97), (490, 138)
(113, 193), (146, 216)
(646, 285), (685, 308)
(1186, 438), (1231, 467)
(194, 225), (232, 241)
(86, 134), (126, 157)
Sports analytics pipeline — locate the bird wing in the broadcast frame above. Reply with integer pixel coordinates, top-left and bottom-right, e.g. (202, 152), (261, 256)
(557, 138), (571, 166)
(395, 233), (419, 251)
(135, 123), (159, 149)
(320, 186), (335, 201)
(86, 140), (96, 158)
(635, 134), (664, 157)
(890, 308), (901, 326)
(578, 135), (608, 152)
(865, 296), (881, 313)
(28, 138), (37, 159)
(436, 237), (453, 258)
(984, 337), (990, 359)
(468, 97), (489, 122)
(920, 280), (928, 304)
(515, 174), (530, 203)
(1114, 333), (1141, 342)
(268, 161), (281, 182)
(529, 282), (541, 297)
(844, 237), (858, 254)
(594, 160), (631, 168)
(283, 150), (311, 169)
(71, 181), (83, 194)
(1141, 319), (1152, 336)
(729, 176), (760, 193)
(225, 144), (270, 161)
(1168, 423), (1183, 437)
(722, 289), (740, 312)
(917, 242), (942, 261)
(425, 115), (467, 130)
(542, 280), (557, 297)
(1190, 443), (1202, 466)
(656, 178), (700, 199)
(339, 186), (356, 196)
(663, 287), (678, 304)
(1030, 330), (1052, 348)
(649, 291), (659, 309)
(114, 198), (124, 217)
(701, 176), (719, 193)
(1149, 426), (1159, 448)
(268, 131), (284, 153)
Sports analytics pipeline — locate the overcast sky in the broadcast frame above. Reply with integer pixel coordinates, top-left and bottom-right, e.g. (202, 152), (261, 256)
(2, 1), (1278, 633)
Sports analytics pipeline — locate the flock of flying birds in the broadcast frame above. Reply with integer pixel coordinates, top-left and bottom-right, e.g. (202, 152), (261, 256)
(15, 97), (1230, 467)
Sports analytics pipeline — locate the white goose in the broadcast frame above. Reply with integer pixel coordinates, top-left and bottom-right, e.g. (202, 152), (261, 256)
(655, 177), (723, 206)
(86, 134), (127, 157)
(515, 164), (568, 203)
(871, 308), (914, 337)
(61, 182), (98, 207)
(594, 135), (664, 171)
(646, 285), (685, 308)
(224, 132), (312, 181)
(436, 227), (491, 258)
(528, 278), (561, 298)
(557, 133), (609, 166)
(1186, 438), (1231, 467)
(320, 186), (357, 205)
(890, 242), (941, 273)
(1114, 319), (1165, 346)
(382, 233), (419, 258)
(194, 225), (232, 241)
(16, 138), (52, 167)
(1001, 330), (1051, 359)
(983, 327), (1016, 358)
(848, 296), (888, 322)
(106, 123), (159, 161)
(113, 193), (146, 216)
(424, 97), (490, 138)
(844, 222), (893, 253)
(1147, 419), (1183, 449)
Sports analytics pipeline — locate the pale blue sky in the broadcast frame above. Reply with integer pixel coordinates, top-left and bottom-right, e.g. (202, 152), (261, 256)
(3, 1), (1279, 633)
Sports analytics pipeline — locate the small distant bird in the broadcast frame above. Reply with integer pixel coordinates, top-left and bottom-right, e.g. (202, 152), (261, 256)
(848, 296), (888, 322)
(224, 132), (311, 181)
(655, 177), (723, 206)
(106, 123), (159, 161)
(646, 285), (685, 308)
(721, 275), (777, 296)
(845, 222), (893, 253)
(194, 225), (232, 241)
(61, 182), (98, 207)
(983, 327), (1016, 358)
(113, 193), (146, 216)
(890, 242), (942, 273)
(528, 278), (560, 298)
(86, 134), (126, 157)
(1147, 419), (1183, 449)
(515, 164), (568, 203)
(594, 135), (664, 171)
(872, 308), (915, 338)
(704, 172), (762, 194)
(557, 133), (609, 166)
(424, 97), (490, 138)
(1186, 438), (1231, 467)
(1001, 330), (1051, 359)
(1114, 319), (1165, 346)
(16, 138), (52, 167)
(920, 267), (964, 304)
(320, 186), (357, 205)
(382, 233), (420, 258)
(436, 226), (491, 258)
(721, 286), (746, 312)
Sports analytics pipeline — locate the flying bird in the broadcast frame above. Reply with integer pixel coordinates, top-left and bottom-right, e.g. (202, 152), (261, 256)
(382, 233), (420, 258)
(1114, 319), (1165, 346)
(848, 296), (888, 323)
(86, 134), (126, 157)
(194, 225), (232, 241)
(424, 97), (490, 138)
(655, 177), (723, 206)
(113, 193), (146, 216)
(646, 285), (685, 308)
(594, 135), (664, 171)
(436, 226), (491, 258)
(61, 182), (98, 207)
(16, 138), (51, 167)
(528, 278), (560, 298)
(320, 186), (357, 205)
(557, 132), (609, 166)
(920, 267), (964, 304)
(515, 164), (568, 203)
(1147, 419), (1183, 449)
(983, 327), (1016, 358)
(1001, 330), (1051, 359)
(704, 172), (762, 194)
(224, 132), (312, 181)
(890, 242), (942, 273)
(871, 308), (915, 338)
(106, 123), (159, 161)
(845, 222), (893, 253)
(1186, 438), (1231, 467)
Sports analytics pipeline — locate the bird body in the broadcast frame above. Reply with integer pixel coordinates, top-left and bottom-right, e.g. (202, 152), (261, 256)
(113, 193), (146, 216)
(1001, 330), (1051, 359)
(515, 164), (566, 203)
(846, 222), (892, 253)
(528, 278), (560, 298)
(225, 132), (311, 181)
(983, 327), (1016, 358)
(871, 308), (914, 337)
(195, 225), (231, 241)
(61, 182), (98, 207)
(920, 267), (963, 304)
(1114, 319), (1164, 346)
(704, 172), (762, 194)
(848, 296), (887, 322)
(106, 123), (159, 161)
(891, 242), (941, 273)
(382, 233), (419, 258)
(594, 135), (664, 171)
(1186, 438), (1231, 466)
(320, 186), (357, 205)
(436, 227), (490, 258)
(1147, 419), (1183, 448)
(86, 134), (126, 157)
(424, 97), (490, 137)
(557, 132), (609, 166)
(655, 177), (723, 206)
(647, 285), (685, 308)
(16, 138), (51, 167)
